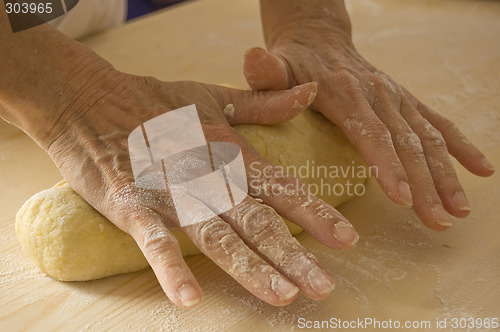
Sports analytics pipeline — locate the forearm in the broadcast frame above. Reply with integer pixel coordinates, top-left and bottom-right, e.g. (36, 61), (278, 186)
(0, 2), (116, 149)
(259, 0), (353, 46)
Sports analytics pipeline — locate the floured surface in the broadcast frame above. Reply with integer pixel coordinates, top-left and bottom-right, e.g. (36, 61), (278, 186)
(1, 0), (499, 331)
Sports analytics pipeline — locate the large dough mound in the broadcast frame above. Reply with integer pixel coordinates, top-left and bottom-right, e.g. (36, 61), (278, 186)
(16, 109), (367, 281)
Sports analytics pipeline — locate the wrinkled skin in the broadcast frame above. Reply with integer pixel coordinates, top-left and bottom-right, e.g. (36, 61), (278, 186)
(0, 4), (360, 309)
(244, 0), (495, 230)
(2, 0), (494, 311)
(45, 71), (359, 308)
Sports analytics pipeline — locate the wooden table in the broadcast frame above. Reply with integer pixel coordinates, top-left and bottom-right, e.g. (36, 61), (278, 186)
(1, 0), (499, 330)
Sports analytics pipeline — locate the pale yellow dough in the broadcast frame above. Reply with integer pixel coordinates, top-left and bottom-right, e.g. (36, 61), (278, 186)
(16, 109), (367, 281)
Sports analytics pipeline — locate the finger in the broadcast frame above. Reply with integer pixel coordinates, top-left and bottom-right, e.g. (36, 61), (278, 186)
(370, 90), (452, 229)
(245, 153), (359, 250)
(316, 82), (413, 207)
(182, 205), (300, 306)
(221, 196), (335, 299)
(417, 102), (495, 177)
(401, 102), (470, 218)
(125, 208), (203, 308)
(205, 81), (317, 126)
(243, 46), (294, 91)
(201, 124), (358, 250)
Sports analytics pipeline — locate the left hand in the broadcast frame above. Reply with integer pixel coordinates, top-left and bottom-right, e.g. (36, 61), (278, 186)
(244, 0), (495, 230)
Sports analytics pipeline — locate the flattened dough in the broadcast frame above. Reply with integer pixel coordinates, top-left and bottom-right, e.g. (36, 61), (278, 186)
(16, 109), (367, 281)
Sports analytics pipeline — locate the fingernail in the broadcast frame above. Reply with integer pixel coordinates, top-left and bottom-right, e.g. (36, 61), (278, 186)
(433, 205), (453, 227)
(308, 268), (335, 296)
(398, 181), (413, 206)
(178, 284), (201, 308)
(244, 46), (265, 58)
(271, 275), (299, 300)
(304, 82), (318, 105)
(453, 191), (470, 211)
(290, 82), (318, 107)
(333, 220), (359, 246)
(308, 89), (317, 105)
(482, 157), (495, 172)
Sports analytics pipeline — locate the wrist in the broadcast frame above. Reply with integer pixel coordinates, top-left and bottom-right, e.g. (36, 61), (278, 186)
(259, 0), (353, 47)
(0, 16), (118, 149)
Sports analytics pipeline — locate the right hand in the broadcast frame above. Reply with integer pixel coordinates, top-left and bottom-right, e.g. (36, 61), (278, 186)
(243, 0), (495, 230)
(43, 69), (359, 308)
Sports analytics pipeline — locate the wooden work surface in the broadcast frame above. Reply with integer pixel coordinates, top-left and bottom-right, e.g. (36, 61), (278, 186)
(1, 0), (499, 330)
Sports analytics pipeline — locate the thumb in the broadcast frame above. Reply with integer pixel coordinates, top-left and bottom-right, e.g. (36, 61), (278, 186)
(243, 47), (295, 91)
(205, 82), (317, 126)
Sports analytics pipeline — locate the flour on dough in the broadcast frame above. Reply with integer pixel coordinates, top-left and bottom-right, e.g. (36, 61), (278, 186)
(16, 108), (367, 281)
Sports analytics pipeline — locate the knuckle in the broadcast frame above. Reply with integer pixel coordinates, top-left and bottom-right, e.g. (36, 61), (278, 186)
(427, 156), (446, 175)
(370, 74), (389, 89)
(371, 72), (400, 95)
(107, 185), (149, 230)
(366, 123), (392, 143)
(347, 117), (392, 148)
(332, 69), (356, 85)
(108, 182), (177, 228)
(236, 201), (280, 240)
(194, 218), (234, 252)
(310, 199), (336, 221)
(249, 218), (276, 242)
(330, 70), (362, 97)
(420, 123), (447, 150)
(108, 184), (139, 209)
(107, 185), (153, 227)
(140, 223), (180, 260)
(144, 234), (177, 257)
(342, 113), (364, 133)
(395, 131), (425, 156)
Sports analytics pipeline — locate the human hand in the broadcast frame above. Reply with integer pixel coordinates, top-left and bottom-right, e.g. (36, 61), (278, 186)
(244, 0), (495, 230)
(0, 14), (359, 308)
(41, 69), (361, 308)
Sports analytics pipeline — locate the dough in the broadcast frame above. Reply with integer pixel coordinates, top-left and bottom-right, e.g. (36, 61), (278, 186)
(16, 108), (368, 281)
(16, 181), (150, 282)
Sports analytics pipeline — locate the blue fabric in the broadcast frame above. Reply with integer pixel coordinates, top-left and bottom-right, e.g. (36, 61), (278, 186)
(127, 0), (186, 21)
